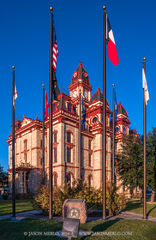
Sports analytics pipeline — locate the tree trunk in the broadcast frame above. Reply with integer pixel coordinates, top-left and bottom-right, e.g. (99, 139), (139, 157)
(150, 190), (155, 202)
(130, 189), (133, 198)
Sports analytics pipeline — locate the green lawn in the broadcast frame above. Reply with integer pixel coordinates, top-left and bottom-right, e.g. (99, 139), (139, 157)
(125, 200), (156, 218)
(0, 199), (35, 216)
(0, 219), (156, 240)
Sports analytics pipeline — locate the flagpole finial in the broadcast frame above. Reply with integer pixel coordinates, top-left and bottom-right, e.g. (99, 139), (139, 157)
(143, 57), (146, 61)
(50, 6), (53, 12)
(42, 84), (45, 88)
(103, 5), (106, 10)
(112, 84), (115, 87)
(12, 66), (15, 70)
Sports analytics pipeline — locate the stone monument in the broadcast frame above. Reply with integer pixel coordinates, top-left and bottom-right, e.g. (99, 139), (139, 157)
(62, 199), (87, 224)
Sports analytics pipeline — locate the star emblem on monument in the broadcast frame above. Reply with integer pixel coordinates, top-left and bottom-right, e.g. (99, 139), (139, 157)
(70, 209), (79, 218)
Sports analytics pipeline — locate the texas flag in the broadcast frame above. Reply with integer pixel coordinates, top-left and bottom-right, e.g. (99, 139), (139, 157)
(106, 15), (119, 66)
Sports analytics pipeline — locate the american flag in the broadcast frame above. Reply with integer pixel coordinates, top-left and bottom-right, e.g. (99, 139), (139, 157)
(52, 19), (59, 72)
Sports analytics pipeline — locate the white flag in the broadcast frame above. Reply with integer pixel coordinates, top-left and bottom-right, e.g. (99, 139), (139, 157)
(142, 68), (149, 105)
(13, 84), (18, 106)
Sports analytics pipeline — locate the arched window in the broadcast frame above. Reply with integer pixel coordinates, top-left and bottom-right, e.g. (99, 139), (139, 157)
(88, 175), (92, 187)
(24, 140), (27, 151)
(24, 140), (27, 163)
(54, 148), (57, 163)
(67, 132), (71, 143)
(89, 153), (92, 167)
(67, 147), (71, 163)
(53, 132), (57, 143)
(53, 172), (58, 187)
(66, 173), (71, 186)
(66, 132), (73, 163)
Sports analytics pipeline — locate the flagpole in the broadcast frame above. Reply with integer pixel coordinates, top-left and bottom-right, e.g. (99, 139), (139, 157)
(79, 89), (82, 180)
(102, 5), (106, 220)
(143, 57), (147, 219)
(49, 6), (54, 220)
(42, 84), (45, 184)
(12, 66), (16, 218)
(112, 84), (115, 184)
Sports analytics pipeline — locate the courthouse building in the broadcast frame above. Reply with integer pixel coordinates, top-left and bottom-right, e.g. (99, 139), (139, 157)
(7, 63), (132, 196)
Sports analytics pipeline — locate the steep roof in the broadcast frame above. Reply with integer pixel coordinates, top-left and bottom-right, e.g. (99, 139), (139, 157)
(90, 88), (109, 105)
(117, 102), (128, 116)
(69, 63), (92, 89)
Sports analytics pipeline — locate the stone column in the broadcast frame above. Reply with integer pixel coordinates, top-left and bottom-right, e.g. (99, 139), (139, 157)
(23, 171), (26, 193)
(19, 171), (22, 193)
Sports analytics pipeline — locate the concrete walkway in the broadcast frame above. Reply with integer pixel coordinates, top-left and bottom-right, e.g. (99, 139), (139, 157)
(0, 209), (156, 223)
(118, 211), (156, 222)
(0, 210), (42, 221)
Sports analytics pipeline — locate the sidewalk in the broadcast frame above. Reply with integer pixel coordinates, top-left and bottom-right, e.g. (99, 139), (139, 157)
(0, 210), (42, 221)
(118, 211), (156, 222)
(0, 209), (156, 223)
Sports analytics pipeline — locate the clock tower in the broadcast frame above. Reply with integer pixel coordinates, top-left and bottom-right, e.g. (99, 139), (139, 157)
(69, 63), (92, 108)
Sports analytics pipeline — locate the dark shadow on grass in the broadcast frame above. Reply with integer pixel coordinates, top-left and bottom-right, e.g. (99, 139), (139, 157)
(79, 219), (121, 240)
(91, 219), (120, 232)
(147, 205), (156, 217)
(125, 200), (142, 211)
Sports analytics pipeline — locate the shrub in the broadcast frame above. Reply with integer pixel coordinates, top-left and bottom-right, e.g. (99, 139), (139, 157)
(131, 192), (142, 199)
(34, 180), (126, 216)
(106, 182), (126, 216)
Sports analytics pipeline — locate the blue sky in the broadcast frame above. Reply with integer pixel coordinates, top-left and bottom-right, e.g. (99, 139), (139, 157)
(0, 0), (155, 171)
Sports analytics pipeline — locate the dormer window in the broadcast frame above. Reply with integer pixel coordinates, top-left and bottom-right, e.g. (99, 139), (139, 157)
(115, 127), (119, 133)
(92, 117), (97, 123)
(123, 126), (126, 133)
(68, 103), (72, 112)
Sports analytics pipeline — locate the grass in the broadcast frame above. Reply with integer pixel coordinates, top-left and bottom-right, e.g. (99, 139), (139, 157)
(125, 200), (156, 218)
(0, 219), (156, 240)
(0, 199), (35, 216)
(79, 219), (156, 240)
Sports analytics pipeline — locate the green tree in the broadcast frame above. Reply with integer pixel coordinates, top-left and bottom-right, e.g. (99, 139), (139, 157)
(0, 164), (8, 186)
(0, 164), (8, 198)
(147, 127), (156, 202)
(116, 134), (143, 194)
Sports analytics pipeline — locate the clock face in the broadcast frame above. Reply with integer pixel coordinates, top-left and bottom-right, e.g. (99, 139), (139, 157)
(73, 90), (77, 98)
